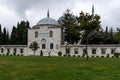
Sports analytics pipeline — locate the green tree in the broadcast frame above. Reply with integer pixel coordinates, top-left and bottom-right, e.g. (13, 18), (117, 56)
(0, 24), (2, 45)
(6, 30), (10, 44)
(58, 9), (80, 44)
(10, 26), (17, 44)
(29, 41), (39, 55)
(2, 27), (7, 45)
(10, 21), (30, 45)
(22, 21), (30, 44)
(114, 28), (120, 43)
(77, 11), (101, 44)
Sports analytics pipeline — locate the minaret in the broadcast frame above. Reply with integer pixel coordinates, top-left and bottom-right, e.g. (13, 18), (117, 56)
(47, 9), (49, 18)
(92, 4), (94, 16)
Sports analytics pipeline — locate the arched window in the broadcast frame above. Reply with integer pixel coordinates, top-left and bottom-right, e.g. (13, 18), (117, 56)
(35, 31), (38, 38)
(49, 31), (53, 37)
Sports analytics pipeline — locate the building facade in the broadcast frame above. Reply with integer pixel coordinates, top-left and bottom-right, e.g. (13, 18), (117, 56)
(0, 11), (120, 57)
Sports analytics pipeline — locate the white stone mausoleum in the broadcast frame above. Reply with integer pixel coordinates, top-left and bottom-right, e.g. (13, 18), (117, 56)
(0, 11), (120, 57)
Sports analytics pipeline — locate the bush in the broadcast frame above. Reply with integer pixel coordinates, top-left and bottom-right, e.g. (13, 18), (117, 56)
(91, 55), (94, 58)
(101, 56), (104, 58)
(111, 56), (114, 58)
(114, 52), (120, 58)
(58, 51), (62, 56)
(13, 52), (16, 56)
(77, 55), (80, 57)
(6, 53), (9, 56)
(10, 54), (13, 56)
(106, 54), (110, 58)
(73, 55), (76, 57)
(63, 54), (67, 57)
(68, 55), (71, 57)
(21, 54), (23, 56)
(96, 56), (99, 58)
(82, 53), (86, 57)
(17, 54), (20, 56)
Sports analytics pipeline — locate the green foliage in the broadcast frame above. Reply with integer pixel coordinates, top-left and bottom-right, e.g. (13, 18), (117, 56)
(10, 26), (17, 44)
(114, 52), (120, 58)
(83, 29), (118, 44)
(77, 11), (101, 44)
(114, 28), (120, 44)
(73, 55), (76, 57)
(0, 21), (30, 45)
(58, 9), (81, 44)
(58, 51), (62, 56)
(29, 41), (39, 55)
(106, 54), (110, 58)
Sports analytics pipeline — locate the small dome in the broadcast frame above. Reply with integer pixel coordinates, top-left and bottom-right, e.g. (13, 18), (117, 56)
(37, 18), (59, 26)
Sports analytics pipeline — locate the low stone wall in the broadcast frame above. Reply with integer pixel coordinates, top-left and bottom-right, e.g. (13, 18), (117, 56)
(0, 45), (27, 56)
(60, 44), (120, 57)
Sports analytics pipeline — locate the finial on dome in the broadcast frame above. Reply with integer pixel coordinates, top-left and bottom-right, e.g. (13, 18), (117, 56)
(47, 9), (49, 18)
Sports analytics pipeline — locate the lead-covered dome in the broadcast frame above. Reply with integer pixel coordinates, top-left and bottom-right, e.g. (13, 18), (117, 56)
(37, 18), (59, 26)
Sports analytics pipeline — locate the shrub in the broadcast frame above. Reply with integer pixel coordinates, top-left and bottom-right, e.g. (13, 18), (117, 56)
(101, 56), (104, 58)
(6, 53), (9, 56)
(58, 51), (62, 56)
(91, 55), (94, 58)
(10, 54), (13, 56)
(114, 52), (120, 58)
(21, 54), (23, 56)
(106, 54), (110, 58)
(77, 55), (80, 57)
(96, 56), (99, 58)
(68, 55), (71, 57)
(17, 54), (20, 56)
(63, 54), (67, 57)
(111, 56), (114, 58)
(82, 53), (86, 57)
(73, 55), (76, 57)
(13, 52), (16, 56)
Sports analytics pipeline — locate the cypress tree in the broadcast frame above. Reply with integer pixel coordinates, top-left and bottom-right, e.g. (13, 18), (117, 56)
(10, 26), (17, 44)
(2, 27), (7, 45)
(0, 24), (2, 45)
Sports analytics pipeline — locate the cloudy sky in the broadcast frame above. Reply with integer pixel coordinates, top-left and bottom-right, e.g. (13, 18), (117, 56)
(0, 0), (120, 32)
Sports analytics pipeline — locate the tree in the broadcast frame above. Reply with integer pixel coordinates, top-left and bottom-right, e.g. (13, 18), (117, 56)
(114, 28), (120, 44)
(0, 24), (2, 45)
(22, 21), (30, 44)
(2, 27), (7, 45)
(29, 41), (39, 55)
(58, 9), (81, 44)
(6, 30), (10, 44)
(10, 21), (30, 45)
(77, 11), (101, 44)
(10, 26), (17, 44)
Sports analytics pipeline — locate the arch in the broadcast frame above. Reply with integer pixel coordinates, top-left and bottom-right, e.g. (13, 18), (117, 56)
(35, 31), (38, 38)
(49, 31), (53, 37)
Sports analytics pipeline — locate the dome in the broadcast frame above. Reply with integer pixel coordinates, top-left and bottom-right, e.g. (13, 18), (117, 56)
(37, 18), (59, 26)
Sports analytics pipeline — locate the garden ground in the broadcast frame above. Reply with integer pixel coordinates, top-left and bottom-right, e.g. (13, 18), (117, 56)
(0, 56), (120, 80)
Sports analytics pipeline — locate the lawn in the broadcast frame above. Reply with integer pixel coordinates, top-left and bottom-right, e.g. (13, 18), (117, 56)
(0, 56), (120, 80)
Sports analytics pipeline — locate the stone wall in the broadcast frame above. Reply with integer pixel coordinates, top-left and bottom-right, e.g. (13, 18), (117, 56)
(60, 44), (120, 57)
(0, 45), (27, 56)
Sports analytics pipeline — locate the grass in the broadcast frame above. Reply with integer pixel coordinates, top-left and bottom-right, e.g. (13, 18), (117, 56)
(0, 56), (120, 80)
